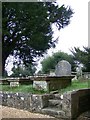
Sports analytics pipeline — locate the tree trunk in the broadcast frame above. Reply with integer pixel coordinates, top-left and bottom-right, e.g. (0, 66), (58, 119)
(2, 52), (8, 77)
(2, 57), (5, 77)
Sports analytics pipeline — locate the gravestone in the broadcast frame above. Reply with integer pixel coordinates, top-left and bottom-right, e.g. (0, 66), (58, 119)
(55, 60), (71, 76)
(33, 60), (73, 91)
(10, 82), (19, 87)
(76, 66), (82, 78)
(33, 80), (47, 91)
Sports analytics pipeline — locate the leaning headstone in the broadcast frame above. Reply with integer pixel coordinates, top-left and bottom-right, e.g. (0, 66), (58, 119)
(55, 60), (71, 76)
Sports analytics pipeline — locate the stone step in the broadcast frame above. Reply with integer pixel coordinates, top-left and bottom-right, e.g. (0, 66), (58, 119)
(42, 107), (65, 118)
(50, 90), (59, 94)
(53, 93), (62, 100)
(48, 99), (62, 108)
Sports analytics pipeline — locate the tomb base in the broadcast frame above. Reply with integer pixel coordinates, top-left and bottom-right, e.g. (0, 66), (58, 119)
(33, 76), (74, 92)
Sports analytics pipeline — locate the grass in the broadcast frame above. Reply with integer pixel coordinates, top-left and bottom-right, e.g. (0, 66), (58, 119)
(0, 79), (90, 94)
(59, 79), (90, 93)
(0, 84), (48, 94)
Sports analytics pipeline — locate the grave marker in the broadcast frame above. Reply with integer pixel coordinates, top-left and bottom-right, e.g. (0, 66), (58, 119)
(55, 60), (71, 76)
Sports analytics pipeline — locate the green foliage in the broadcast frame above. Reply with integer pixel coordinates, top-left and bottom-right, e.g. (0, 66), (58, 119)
(71, 47), (90, 72)
(41, 51), (76, 74)
(10, 64), (36, 77)
(3, 70), (8, 78)
(2, 2), (73, 76)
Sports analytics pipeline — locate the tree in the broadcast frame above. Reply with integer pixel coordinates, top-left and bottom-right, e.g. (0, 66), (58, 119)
(71, 47), (90, 72)
(2, 2), (73, 76)
(10, 63), (36, 77)
(41, 51), (76, 74)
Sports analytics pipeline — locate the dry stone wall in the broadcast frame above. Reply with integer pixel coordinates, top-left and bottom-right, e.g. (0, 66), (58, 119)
(0, 91), (53, 112)
(0, 89), (90, 119)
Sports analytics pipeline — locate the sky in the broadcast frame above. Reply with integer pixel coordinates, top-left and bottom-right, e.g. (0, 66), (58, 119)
(6, 1), (89, 74)
(47, 0), (89, 56)
(36, 0), (89, 72)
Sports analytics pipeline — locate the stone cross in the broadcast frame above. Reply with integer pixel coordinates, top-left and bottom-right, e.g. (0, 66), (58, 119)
(55, 60), (71, 76)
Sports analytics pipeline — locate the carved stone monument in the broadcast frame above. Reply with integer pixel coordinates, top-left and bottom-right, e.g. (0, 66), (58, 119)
(55, 60), (71, 76)
(33, 60), (74, 91)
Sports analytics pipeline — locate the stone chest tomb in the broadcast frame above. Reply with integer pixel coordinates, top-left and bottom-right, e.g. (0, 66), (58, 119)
(33, 60), (74, 92)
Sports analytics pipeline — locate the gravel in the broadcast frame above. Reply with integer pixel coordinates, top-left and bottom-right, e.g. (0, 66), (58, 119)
(1, 105), (90, 120)
(0, 105), (56, 119)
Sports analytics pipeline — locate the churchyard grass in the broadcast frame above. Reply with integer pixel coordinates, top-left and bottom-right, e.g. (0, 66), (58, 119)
(0, 84), (48, 94)
(0, 79), (90, 94)
(59, 79), (90, 93)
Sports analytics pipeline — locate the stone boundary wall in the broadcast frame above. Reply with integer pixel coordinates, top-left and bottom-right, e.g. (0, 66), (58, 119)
(0, 91), (53, 112)
(0, 89), (90, 119)
(71, 89), (90, 119)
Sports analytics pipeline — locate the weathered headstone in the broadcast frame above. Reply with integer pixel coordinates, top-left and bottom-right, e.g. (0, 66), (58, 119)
(55, 60), (71, 76)
(33, 60), (73, 91)
(10, 82), (19, 87)
(49, 71), (55, 76)
(33, 81), (47, 91)
(76, 66), (82, 78)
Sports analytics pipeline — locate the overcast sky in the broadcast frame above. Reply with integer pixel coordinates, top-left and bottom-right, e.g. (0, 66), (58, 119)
(47, 0), (89, 55)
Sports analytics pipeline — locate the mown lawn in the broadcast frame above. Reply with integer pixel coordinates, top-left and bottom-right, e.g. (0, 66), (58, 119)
(0, 79), (90, 94)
